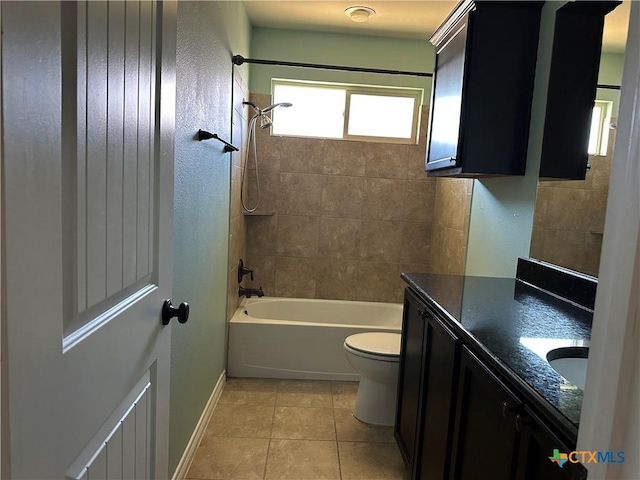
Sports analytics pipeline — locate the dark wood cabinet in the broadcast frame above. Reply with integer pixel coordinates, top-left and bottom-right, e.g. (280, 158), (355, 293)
(395, 288), (427, 469)
(416, 308), (460, 480)
(539, 1), (621, 180)
(396, 287), (588, 480)
(395, 288), (461, 480)
(450, 347), (522, 480)
(425, 0), (543, 177)
(516, 407), (587, 480)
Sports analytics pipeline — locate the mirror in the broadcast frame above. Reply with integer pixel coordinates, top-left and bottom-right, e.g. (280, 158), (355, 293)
(530, 118), (616, 277)
(529, 2), (628, 277)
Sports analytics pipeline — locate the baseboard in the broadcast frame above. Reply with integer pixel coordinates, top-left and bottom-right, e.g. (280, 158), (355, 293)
(171, 370), (226, 480)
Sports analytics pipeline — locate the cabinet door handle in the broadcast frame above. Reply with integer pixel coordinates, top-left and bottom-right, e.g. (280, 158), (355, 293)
(515, 414), (524, 432)
(501, 401), (519, 418)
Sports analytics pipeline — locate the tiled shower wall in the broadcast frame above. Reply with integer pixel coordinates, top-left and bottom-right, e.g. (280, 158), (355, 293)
(228, 70), (249, 320)
(530, 123), (615, 277)
(229, 92), (473, 306)
(241, 93), (436, 303)
(430, 178), (473, 275)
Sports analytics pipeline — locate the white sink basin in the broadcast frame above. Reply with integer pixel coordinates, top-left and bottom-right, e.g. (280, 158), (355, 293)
(546, 347), (589, 390)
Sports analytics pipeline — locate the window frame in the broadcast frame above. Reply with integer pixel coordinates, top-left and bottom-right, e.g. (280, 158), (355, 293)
(588, 100), (613, 156)
(271, 79), (423, 145)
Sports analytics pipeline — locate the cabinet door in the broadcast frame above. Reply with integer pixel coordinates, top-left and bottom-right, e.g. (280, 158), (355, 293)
(539, 1), (621, 179)
(395, 288), (427, 468)
(450, 347), (521, 480)
(416, 313), (460, 480)
(425, 15), (468, 171)
(516, 407), (587, 480)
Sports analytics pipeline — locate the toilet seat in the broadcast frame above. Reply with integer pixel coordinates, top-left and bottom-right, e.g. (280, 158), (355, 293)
(344, 332), (401, 360)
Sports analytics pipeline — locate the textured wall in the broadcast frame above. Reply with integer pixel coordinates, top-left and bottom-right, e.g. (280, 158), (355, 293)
(241, 93), (434, 303)
(249, 27), (433, 95)
(530, 127), (614, 276)
(171, 1), (249, 474)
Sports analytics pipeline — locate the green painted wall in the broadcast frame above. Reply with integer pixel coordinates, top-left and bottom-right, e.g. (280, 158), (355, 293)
(170, 1), (250, 475)
(597, 52), (624, 116)
(249, 27), (433, 97)
(464, 1), (562, 278)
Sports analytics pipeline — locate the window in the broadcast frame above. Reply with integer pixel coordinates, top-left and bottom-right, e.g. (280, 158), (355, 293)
(588, 100), (612, 156)
(271, 79), (423, 144)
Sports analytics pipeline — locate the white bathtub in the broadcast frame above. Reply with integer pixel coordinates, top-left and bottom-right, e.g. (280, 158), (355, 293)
(227, 297), (403, 381)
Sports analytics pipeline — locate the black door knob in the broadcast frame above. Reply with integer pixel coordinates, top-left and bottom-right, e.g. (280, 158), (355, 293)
(162, 299), (189, 325)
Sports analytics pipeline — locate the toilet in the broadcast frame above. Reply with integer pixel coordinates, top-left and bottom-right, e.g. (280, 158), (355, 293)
(343, 332), (402, 426)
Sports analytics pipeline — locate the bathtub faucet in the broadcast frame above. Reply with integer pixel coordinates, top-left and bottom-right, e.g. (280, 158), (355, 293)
(239, 286), (264, 298)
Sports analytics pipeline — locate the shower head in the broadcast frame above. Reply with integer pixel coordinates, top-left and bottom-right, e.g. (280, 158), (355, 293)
(259, 115), (273, 129)
(261, 102), (293, 114)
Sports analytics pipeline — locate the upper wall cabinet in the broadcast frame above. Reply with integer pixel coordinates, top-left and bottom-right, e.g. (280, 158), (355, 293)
(539, 1), (621, 180)
(425, 0), (543, 177)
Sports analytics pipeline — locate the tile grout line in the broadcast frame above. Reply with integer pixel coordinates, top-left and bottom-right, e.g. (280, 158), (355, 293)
(262, 380), (279, 480)
(332, 382), (345, 480)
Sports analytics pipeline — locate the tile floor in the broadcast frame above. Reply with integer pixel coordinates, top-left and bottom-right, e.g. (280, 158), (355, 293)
(186, 378), (410, 480)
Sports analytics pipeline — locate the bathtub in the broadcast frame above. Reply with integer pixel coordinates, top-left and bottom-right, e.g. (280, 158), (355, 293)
(227, 297), (403, 381)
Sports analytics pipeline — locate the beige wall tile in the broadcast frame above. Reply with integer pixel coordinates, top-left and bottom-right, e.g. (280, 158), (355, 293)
(230, 165), (243, 219)
(323, 140), (367, 176)
(361, 178), (406, 221)
(278, 172), (325, 216)
(229, 215), (246, 274)
(358, 220), (403, 263)
(275, 257), (317, 297)
(588, 189), (609, 233)
(245, 254), (276, 296)
(246, 169), (280, 213)
(400, 222), (431, 264)
(544, 188), (592, 232)
(315, 259), (357, 300)
(232, 97), (444, 303)
(247, 215), (278, 257)
(540, 229), (589, 274)
(279, 137), (325, 174)
(364, 143), (408, 179)
(403, 180), (436, 223)
(321, 175), (364, 219)
(276, 216), (320, 258)
(318, 218), (361, 260)
(353, 262), (403, 303)
(430, 226), (467, 275)
(433, 178), (473, 231)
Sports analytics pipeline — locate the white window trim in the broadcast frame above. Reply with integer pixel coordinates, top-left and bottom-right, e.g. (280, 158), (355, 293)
(271, 79), (423, 145)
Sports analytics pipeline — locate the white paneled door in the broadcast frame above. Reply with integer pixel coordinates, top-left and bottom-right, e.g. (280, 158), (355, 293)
(2, 1), (176, 478)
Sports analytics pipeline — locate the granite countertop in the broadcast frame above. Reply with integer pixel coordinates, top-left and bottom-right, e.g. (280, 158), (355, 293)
(402, 272), (593, 444)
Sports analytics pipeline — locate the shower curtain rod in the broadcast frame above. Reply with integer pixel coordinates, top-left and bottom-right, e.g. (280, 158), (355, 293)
(231, 55), (620, 89)
(232, 55), (433, 78)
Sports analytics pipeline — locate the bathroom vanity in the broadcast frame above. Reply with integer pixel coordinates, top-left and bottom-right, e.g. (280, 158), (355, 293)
(395, 269), (593, 480)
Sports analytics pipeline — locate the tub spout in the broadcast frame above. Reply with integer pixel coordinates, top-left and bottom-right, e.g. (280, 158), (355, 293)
(239, 286), (264, 298)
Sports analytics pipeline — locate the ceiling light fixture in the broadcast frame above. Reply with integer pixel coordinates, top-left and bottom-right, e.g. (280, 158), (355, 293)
(344, 6), (376, 23)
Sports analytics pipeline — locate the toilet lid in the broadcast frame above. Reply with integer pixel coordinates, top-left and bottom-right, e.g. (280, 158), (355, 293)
(344, 332), (401, 357)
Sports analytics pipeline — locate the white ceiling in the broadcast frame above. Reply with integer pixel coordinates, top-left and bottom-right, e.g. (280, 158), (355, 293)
(243, 1), (630, 53)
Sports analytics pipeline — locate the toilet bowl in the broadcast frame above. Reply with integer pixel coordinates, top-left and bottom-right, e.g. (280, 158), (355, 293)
(343, 332), (401, 426)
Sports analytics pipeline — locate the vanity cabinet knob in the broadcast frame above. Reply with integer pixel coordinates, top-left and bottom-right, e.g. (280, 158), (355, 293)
(515, 414), (524, 432)
(501, 401), (519, 418)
